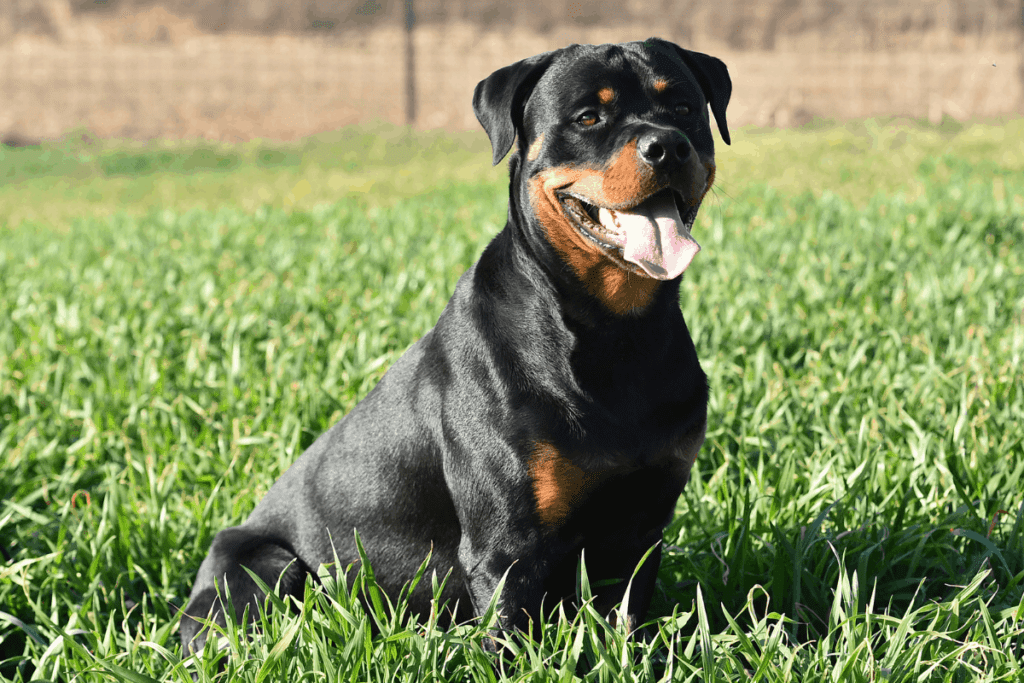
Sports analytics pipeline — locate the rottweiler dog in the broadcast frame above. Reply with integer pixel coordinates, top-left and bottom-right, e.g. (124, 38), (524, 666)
(181, 37), (730, 654)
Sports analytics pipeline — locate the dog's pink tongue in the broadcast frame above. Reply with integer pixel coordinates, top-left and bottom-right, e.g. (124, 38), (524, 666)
(598, 192), (700, 280)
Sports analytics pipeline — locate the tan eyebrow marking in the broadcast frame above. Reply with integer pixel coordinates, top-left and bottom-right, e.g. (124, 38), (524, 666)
(527, 133), (545, 162)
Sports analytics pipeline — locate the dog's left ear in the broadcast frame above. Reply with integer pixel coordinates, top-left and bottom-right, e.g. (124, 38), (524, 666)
(653, 39), (732, 145)
(474, 51), (558, 165)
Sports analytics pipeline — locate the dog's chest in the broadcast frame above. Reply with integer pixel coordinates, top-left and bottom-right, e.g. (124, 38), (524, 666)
(526, 419), (704, 530)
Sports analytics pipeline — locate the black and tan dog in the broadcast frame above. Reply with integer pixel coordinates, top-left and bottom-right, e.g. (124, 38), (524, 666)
(181, 37), (731, 653)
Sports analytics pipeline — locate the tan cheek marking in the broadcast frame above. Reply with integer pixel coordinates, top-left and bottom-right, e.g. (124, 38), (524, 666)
(597, 87), (615, 104)
(555, 139), (655, 210)
(599, 139), (656, 208)
(530, 168), (601, 269)
(527, 133), (545, 162)
(653, 79), (668, 93)
(528, 442), (594, 528)
(529, 166), (661, 315)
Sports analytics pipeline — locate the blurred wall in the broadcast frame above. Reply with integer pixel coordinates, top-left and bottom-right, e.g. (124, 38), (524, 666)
(1, 0), (1021, 142)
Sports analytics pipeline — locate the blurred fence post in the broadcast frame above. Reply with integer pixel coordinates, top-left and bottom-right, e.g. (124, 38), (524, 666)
(405, 0), (416, 126)
(1020, 0), (1024, 113)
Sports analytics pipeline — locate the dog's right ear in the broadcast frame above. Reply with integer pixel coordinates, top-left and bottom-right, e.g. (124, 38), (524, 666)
(473, 51), (557, 165)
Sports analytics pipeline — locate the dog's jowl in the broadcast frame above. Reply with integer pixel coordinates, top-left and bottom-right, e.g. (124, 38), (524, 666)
(180, 37), (731, 653)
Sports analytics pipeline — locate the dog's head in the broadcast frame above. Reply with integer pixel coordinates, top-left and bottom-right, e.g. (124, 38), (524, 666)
(474, 39), (731, 315)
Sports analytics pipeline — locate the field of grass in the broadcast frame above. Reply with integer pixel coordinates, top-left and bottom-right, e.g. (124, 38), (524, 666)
(1, 117), (1023, 681)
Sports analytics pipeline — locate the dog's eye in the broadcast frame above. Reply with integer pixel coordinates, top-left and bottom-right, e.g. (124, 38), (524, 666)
(674, 103), (691, 116)
(577, 112), (600, 127)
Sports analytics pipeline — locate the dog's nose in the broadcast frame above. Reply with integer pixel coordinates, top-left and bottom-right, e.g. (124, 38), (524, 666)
(637, 130), (690, 172)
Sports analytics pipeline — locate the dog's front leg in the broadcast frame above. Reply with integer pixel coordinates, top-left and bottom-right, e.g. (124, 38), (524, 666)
(457, 532), (555, 645)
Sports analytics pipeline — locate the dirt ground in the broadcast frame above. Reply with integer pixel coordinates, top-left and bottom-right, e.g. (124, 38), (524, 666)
(0, 2), (1021, 143)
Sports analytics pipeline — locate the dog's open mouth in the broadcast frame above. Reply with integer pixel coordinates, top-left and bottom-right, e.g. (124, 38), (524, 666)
(558, 188), (702, 280)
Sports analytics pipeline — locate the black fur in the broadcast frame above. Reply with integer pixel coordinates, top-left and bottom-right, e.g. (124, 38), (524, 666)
(180, 37), (731, 654)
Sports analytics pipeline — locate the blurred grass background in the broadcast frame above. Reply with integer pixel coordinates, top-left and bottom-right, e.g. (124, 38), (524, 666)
(3, 117), (1023, 229)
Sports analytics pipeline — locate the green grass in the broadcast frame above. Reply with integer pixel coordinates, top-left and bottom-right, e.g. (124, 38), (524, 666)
(1, 118), (1023, 681)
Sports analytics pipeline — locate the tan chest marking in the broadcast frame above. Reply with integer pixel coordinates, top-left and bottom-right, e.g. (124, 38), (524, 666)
(528, 442), (599, 528)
